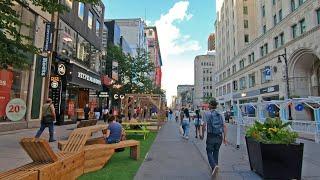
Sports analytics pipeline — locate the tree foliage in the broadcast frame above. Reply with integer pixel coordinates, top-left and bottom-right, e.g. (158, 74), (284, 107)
(0, 0), (98, 69)
(106, 45), (164, 95)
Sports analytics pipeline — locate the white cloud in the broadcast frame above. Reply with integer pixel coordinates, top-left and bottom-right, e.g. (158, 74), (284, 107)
(154, 1), (201, 59)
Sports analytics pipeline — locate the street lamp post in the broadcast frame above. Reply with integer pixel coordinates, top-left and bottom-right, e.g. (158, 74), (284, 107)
(277, 48), (292, 119)
(277, 48), (290, 99)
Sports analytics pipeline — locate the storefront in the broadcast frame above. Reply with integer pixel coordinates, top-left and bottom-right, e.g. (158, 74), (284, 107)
(50, 62), (103, 123)
(260, 85), (280, 101)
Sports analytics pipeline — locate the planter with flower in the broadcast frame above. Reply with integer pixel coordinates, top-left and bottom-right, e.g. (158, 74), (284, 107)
(245, 118), (303, 180)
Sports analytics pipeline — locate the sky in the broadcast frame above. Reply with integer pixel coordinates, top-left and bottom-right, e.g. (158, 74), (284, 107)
(103, 0), (217, 106)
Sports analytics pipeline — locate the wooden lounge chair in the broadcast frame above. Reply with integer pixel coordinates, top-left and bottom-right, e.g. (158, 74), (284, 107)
(0, 138), (84, 180)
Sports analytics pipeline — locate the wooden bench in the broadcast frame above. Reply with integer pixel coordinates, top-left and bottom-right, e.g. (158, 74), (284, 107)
(0, 138), (84, 180)
(77, 119), (97, 128)
(59, 137), (140, 159)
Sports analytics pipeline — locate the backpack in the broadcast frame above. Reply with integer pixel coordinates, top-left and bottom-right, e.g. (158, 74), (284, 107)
(207, 110), (224, 135)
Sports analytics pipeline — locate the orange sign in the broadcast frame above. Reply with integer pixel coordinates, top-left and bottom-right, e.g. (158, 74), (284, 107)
(0, 69), (13, 116)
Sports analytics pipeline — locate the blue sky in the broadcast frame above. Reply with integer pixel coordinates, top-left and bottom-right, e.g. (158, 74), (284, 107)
(103, 0), (217, 105)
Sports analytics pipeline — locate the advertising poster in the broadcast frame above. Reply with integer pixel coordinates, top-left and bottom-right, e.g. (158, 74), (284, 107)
(0, 69), (13, 117)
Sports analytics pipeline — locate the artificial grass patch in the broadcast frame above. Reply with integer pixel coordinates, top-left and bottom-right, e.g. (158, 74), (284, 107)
(79, 132), (157, 180)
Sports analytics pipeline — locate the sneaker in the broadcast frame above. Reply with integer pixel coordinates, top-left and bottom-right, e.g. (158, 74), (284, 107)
(211, 166), (219, 177)
(195, 136), (198, 138)
(185, 136), (189, 140)
(49, 139), (57, 142)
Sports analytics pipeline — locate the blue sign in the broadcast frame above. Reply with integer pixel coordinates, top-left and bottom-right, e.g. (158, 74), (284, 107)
(43, 22), (54, 52)
(264, 66), (271, 81)
(267, 104), (274, 112)
(295, 104), (304, 111)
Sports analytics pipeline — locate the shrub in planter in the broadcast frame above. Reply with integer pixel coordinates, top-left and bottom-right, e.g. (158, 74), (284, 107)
(245, 118), (303, 180)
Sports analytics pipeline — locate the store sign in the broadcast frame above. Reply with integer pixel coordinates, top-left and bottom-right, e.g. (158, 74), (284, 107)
(40, 57), (48, 77)
(260, 85), (279, 94)
(57, 63), (66, 76)
(5, 98), (26, 121)
(98, 92), (109, 98)
(50, 76), (62, 113)
(78, 72), (101, 85)
(114, 94), (125, 100)
(43, 22), (54, 52)
(0, 69), (13, 117)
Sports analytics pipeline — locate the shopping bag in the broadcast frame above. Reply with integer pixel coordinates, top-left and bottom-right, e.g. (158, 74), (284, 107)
(179, 125), (184, 135)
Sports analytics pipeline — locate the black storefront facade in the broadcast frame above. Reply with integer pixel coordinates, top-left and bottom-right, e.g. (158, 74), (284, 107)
(50, 61), (103, 124)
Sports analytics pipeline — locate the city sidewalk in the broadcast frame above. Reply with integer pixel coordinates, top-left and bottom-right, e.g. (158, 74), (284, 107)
(134, 120), (260, 180)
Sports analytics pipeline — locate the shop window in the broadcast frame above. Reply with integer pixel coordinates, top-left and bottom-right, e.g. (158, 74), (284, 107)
(78, 2), (84, 20)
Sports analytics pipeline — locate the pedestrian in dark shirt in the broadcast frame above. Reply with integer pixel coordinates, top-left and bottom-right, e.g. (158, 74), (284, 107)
(84, 104), (90, 120)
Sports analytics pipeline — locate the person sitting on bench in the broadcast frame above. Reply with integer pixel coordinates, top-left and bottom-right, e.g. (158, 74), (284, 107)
(104, 116), (122, 144)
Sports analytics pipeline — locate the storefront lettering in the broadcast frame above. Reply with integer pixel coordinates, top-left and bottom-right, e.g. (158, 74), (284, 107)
(40, 57), (48, 77)
(77, 72), (101, 85)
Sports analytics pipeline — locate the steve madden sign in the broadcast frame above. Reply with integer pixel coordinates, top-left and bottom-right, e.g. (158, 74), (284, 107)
(78, 72), (101, 85)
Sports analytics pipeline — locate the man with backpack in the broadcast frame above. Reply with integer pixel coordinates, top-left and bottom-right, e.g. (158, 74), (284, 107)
(202, 99), (227, 177)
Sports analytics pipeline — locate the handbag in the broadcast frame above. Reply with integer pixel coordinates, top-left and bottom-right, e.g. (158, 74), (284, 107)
(42, 104), (54, 126)
(179, 125), (184, 135)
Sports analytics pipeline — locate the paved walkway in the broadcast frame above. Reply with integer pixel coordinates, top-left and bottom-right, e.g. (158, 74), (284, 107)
(134, 121), (260, 180)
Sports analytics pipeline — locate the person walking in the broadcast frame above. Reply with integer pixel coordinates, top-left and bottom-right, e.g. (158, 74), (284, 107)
(168, 109), (174, 121)
(194, 109), (203, 138)
(181, 108), (191, 140)
(35, 98), (56, 142)
(102, 106), (109, 122)
(84, 104), (90, 120)
(94, 106), (101, 120)
(175, 109), (180, 122)
(202, 99), (227, 177)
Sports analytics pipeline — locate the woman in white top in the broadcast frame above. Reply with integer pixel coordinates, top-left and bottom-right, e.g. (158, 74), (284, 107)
(194, 109), (203, 139)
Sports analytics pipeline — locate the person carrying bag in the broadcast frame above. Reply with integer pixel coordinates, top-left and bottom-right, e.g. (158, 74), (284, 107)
(35, 98), (56, 142)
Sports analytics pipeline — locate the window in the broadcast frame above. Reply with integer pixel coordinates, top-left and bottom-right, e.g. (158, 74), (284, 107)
(248, 52), (255, 64)
(251, 52), (255, 62)
(227, 84), (231, 94)
(96, 20), (100, 36)
(279, 9), (283, 21)
(280, 32), (285, 46)
(262, 5), (265, 17)
(78, 2), (84, 20)
(260, 46), (264, 57)
(232, 65), (236, 74)
(291, 0), (296, 12)
(233, 80), (238, 91)
(223, 72), (226, 79)
(317, 9), (320, 25)
(292, 24), (298, 38)
(298, 0), (304, 6)
(299, 18), (306, 34)
(243, 6), (248, 15)
(239, 59), (245, 69)
(239, 77), (247, 90)
(248, 73), (256, 88)
(274, 36), (279, 49)
(263, 25), (267, 34)
(244, 20), (249, 28)
(227, 69), (231, 77)
(244, 34), (249, 43)
(273, 15), (277, 26)
(203, 77), (205, 81)
(264, 43), (268, 54)
(88, 11), (93, 29)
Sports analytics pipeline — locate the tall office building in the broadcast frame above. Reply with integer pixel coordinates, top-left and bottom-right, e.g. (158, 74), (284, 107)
(208, 33), (216, 51)
(193, 54), (216, 108)
(214, 0), (320, 121)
